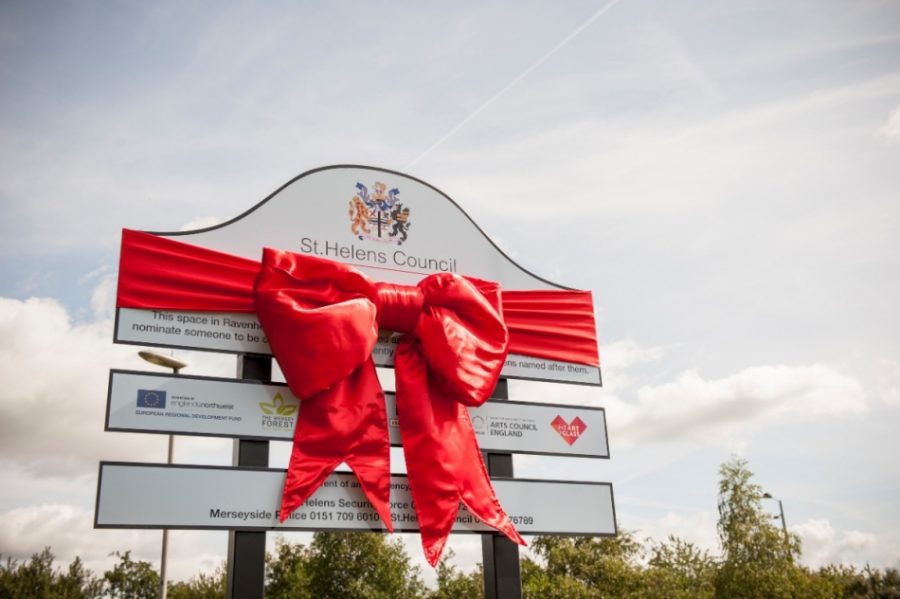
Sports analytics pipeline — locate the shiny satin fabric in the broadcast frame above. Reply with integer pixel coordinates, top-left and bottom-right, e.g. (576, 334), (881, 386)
(254, 248), (524, 565)
(116, 229), (600, 367)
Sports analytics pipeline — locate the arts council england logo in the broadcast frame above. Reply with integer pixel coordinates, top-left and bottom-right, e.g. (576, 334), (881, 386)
(348, 181), (411, 244)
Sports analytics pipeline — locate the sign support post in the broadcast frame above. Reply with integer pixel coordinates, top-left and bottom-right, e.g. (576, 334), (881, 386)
(159, 433), (173, 599)
(482, 379), (523, 599)
(225, 355), (271, 599)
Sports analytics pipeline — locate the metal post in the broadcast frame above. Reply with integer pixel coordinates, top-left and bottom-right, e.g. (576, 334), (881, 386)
(777, 499), (787, 537)
(137, 355), (184, 599)
(159, 433), (174, 599)
(481, 379), (522, 599)
(763, 491), (790, 556)
(225, 355), (271, 599)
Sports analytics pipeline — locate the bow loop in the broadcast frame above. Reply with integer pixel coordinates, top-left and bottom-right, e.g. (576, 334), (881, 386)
(416, 274), (509, 407)
(254, 248), (379, 399)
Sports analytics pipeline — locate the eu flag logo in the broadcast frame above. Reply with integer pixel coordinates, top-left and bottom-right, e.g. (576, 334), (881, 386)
(137, 389), (166, 409)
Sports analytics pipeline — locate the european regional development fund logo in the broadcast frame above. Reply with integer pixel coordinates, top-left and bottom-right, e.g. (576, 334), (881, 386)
(348, 181), (411, 244)
(136, 389), (166, 409)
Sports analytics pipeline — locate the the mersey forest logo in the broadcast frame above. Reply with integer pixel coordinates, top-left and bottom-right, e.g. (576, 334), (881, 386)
(348, 181), (411, 244)
(259, 392), (298, 431)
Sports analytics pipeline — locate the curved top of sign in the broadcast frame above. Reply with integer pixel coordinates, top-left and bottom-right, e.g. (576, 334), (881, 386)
(152, 165), (571, 291)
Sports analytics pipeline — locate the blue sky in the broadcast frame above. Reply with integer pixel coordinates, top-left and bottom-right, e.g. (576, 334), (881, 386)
(1, 0), (899, 582)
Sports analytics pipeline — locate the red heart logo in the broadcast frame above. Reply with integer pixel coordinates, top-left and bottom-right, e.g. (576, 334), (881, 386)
(551, 415), (587, 446)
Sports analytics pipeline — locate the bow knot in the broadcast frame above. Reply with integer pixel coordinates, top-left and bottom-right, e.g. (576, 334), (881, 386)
(374, 281), (423, 334)
(253, 248), (525, 566)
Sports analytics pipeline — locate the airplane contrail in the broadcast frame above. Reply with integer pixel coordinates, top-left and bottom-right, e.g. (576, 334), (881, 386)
(403, 0), (625, 171)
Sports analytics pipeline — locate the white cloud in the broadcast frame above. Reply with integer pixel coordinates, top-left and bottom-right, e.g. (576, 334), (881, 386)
(0, 503), (158, 572)
(508, 344), (868, 451)
(880, 105), (900, 138)
(0, 275), (313, 584)
(90, 273), (118, 320)
(877, 360), (900, 408)
(602, 338), (664, 373)
(0, 284), (234, 477)
(793, 518), (900, 570)
(598, 339), (664, 393)
(0, 502), (232, 582)
(508, 337), (661, 409)
(0, 295), (148, 475)
(645, 510), (719, 556)
(0, 280), (251, 583)
(615, 364), (867, 445)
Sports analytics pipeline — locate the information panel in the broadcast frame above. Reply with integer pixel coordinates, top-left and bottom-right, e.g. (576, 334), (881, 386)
(107, 370), (609, 458)
(115, 309), (601, 385)
(95, 463), (616, 536)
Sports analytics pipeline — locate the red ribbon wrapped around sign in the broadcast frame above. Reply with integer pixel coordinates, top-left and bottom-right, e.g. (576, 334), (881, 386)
(116, 229), (600, 565)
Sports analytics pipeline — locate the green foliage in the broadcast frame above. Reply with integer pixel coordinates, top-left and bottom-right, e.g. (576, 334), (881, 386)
(0, 548), (102, 599)
(166, 563), (225, 599)
(715, 457), (834, 599)
(102, 551), (159, 599)
(427, 550), (483, 599)
(522, 532), (714, 599)
(306, 532), (426, 599)
(818, 564), (900, 598)
(521, 532), (644, 598)
(57, 556), (104, 598)
(265, 532), (426, 599)
(0, 548), (54, 599)
(265, 537), (313, 599)
(644, 534), (716, 598)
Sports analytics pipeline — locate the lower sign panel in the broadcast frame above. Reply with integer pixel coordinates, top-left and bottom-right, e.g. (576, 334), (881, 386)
(95, 462), (616, 536)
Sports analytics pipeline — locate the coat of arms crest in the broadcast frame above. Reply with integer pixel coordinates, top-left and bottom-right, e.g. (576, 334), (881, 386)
(348, 181), (411, 244)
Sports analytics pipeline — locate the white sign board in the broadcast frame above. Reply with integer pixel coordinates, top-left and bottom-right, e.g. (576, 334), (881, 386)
(145, 166), (568, 288)
(107, 370), (609, 458)
(114, 165), (600, 385)
(115, 311), (600, 384)
(95, 462), (616, 536)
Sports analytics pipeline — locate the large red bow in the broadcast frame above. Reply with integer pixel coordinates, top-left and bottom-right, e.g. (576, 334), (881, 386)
(253, 248), (525, 565)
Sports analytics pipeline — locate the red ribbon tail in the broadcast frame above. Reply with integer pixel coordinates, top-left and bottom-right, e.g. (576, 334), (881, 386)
(347, 456), (394, 533)
(278, 449), (340, 522)
(278, 361), (392, 531)
(408, 413), (526, 566)
(459, 464), (527, 548)
(422, 518), (455, 568)
(396, 343), (524, 566)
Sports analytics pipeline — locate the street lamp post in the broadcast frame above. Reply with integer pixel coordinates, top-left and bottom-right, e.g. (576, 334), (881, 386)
(138, 351), (187, 599)
(762, 492), (788, 540)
